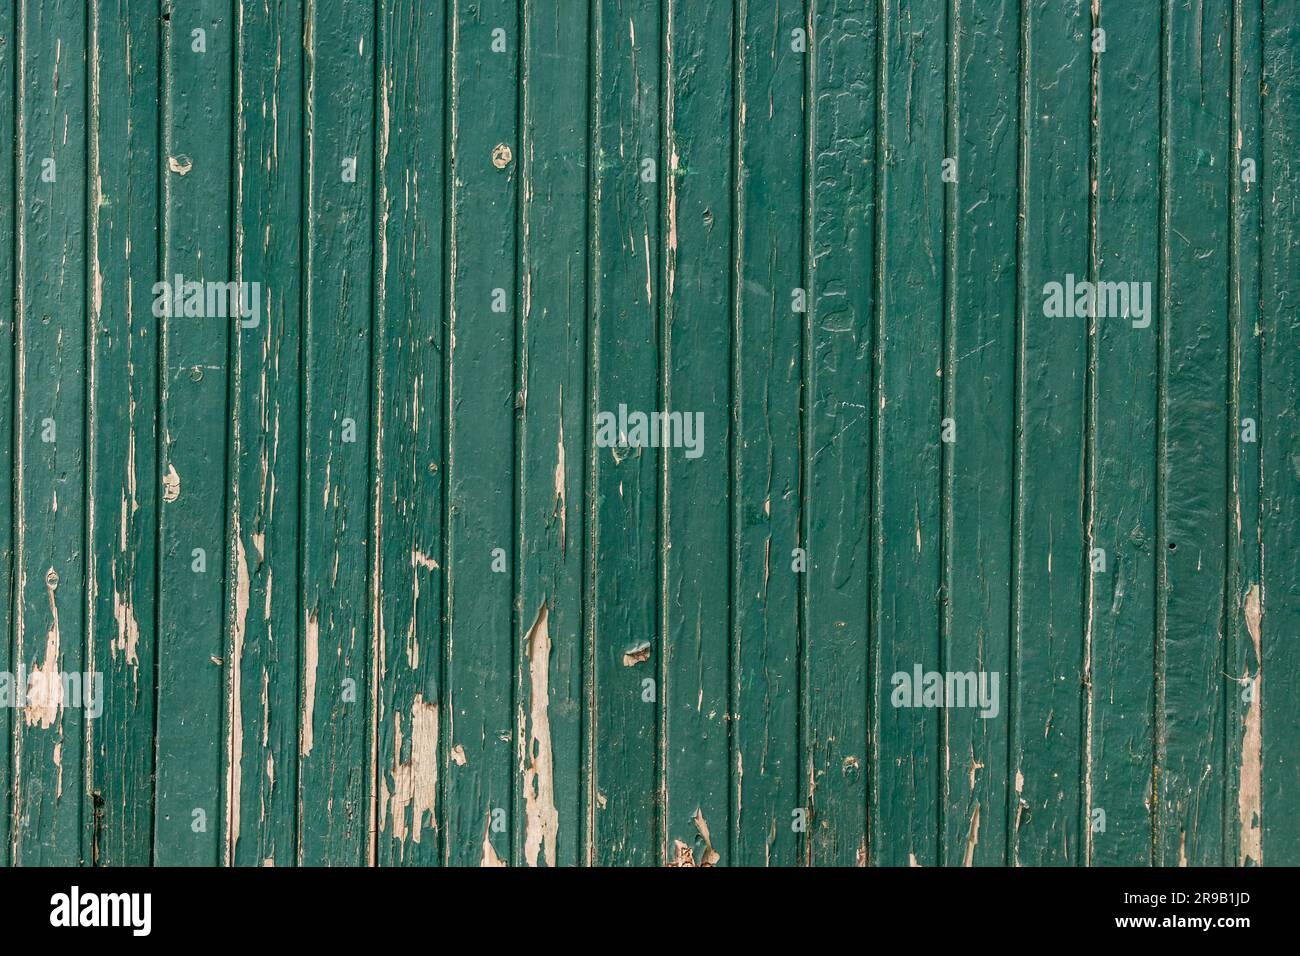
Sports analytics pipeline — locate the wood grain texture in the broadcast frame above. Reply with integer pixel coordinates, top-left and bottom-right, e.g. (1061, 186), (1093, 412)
(0, 0), (1294, 867)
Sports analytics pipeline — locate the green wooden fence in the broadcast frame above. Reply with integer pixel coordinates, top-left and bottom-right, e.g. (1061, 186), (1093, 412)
(0, 0), (1296, 866)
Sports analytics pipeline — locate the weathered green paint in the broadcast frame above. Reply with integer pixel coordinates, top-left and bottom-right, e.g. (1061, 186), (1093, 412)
(588, 0), (660, 866)
(805, 0), (872, 867)
(14, 0), (89, 866)
(89, 0), (161, 868)
(514, 0), (586, 868)
(0, 0), (16, 869)
(371, 0), (446, 869)
(298, 0), (375, 866)
(1260, 0), (1300, 865)
(732, 0), (802, 866)
(227, 0), (304, 867)
(946, 0), (1017, 868)
(1088, 0), (1158, 866)
(1, 0), (1296, 867)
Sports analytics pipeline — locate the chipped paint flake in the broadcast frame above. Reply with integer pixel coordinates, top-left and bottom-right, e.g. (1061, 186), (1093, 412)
(111, 585), (140, 670)
(962, 802), (980, 866)
(162, 463), (181, 502)
(300, 609), (319, 756)
(622, 641), (651, 667)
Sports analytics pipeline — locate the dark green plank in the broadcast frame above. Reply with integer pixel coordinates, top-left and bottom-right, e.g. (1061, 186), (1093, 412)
(944, 0), (1018, 867)
(1087, 0), (1159, 866)
(805, 0), (874, 866)
(871, 0), (945, 868)
(1011, 0), (1088, 866)
(297, 0), (375, 866)
(13, 0), (89, 866)
(731, 0), (803, 866)
(225, 0), (304, 866)
(1225, 0), (1263, 868)
(372, 0), (447, 866)
(1156, 0), (1231, 867)
(0, 0), (17, 867)
(1260, 0), (1300, 866)
(513, 0), (587, 867)
(443, 0), (517, 867)
(87, 0), (160, 866)
(586, 0), (661, 866)
(154, 0), (233, 866)
(660, 0), (734, 868)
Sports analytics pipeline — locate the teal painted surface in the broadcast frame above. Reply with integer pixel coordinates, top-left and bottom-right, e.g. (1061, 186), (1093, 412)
(0, 0), (1295, 866)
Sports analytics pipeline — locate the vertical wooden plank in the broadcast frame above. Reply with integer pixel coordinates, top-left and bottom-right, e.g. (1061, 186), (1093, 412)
(870, 0), (944, 868)
(586, 0), (660, 866)
(87, 0), (160, 866)
(1010, 0), (1088, 866)
(659, 0), (733, 869)
(1156, 0), (1231, 867)
(371, 0), (447, 867)
(1086, 0), (1159, 866)
(944, 0), (1018, 867)
(1260, 0), (1300, 865)
(225, 0), (304, 866)
(12, 0), (89, 866)
(154, 0), (232, 866)
(512, 0), (587, 868)
(443, 0), (518, 867)
(1224, 0), (1263, 868)
(297, 0), (375, 866)
(804, 0), (873, 866)
(731, 0), (803, 866)
(0, 0), (17, 867)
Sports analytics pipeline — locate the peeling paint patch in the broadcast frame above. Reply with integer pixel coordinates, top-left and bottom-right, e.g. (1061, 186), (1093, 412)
(167, 154), (193, 175)
(666, 808), (721, 867)
(385, 695), (439, 846)
(111, 585), (140, 670)
(227, 531), (251, 863)
(1239, 583), (1263, 865)
(25, 569), (64, 729)
(694, 810), (720, 865)
(162, 464), (181, 502)
(622, 641), (651, 667)
(521, 601), (559, 866)
(554, 416), (567, 549)
(300, 609), (319, 756)
(668, 840), (698, 867)
(962, 802), (980, 866)
(481, 814), (507, 867)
